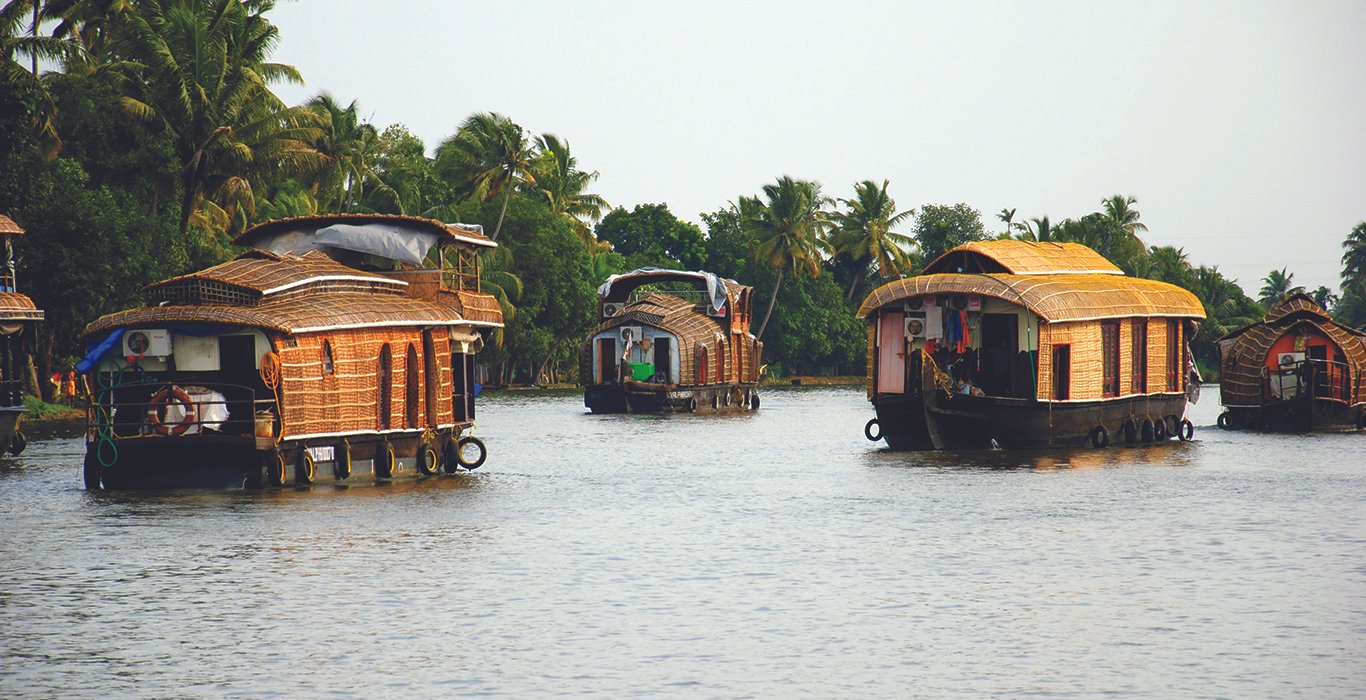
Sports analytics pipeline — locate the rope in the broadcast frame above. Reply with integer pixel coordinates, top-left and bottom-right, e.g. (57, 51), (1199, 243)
(91, 362), (145, 468)
(259, 352), (284, 444)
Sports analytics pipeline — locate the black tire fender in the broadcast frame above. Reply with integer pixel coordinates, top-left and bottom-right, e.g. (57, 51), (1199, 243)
(335, 441), (352, 480)
(375, 441), (395, 479)
(418, 443), (439, 476)
(442, 436), (461, 474)
(1123, 419), (1138, 445)
(1153, 419), (1167, 441)
(1179, 418), (1195, 441)
(1217, 411), (1235, 430)
(750, 393), (761, 410)
(457, 436), (487, 470)
(7, 430), (26, 456)
(864, 418), (882, 442)
(296, 449), (315, 485)
(1090, 425), (1110, 449)
(267, 450), (287, 487)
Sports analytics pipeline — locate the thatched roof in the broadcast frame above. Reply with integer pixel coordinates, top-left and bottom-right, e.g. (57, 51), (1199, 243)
(146, 250), (404, 306)
(598, 293), (727, 346)
(448, 290), (504, 326)
(923, 240), (1123, 275)
(82, 291), (494, 341)
(1216, 295), (1366, 407)
(234, 214), (495, 249)
(0, 292), (43, 321)
(857, 273), (1205, 323)
(0, 215), (24, 236)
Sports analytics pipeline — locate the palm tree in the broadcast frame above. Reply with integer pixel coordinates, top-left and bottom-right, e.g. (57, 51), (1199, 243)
(0, 0), (81, 156)
(828, 179), (915, 301)
(739, 176), (830, 339)
(1309, 285), (1338, 311)
(531, 133), (609, 244)
(1015, 215), (1057, 243)
(112, 0), (324, 237)
(1258, 267), (1304, 306)
(1102, 194), (1149, 237)
(1143, 245), (1193, 287)
(306, 93), (380, 213)
(1341, 221), (1366, 294)
(434, 112), (536, 241)
(997, 207), (1016, 237)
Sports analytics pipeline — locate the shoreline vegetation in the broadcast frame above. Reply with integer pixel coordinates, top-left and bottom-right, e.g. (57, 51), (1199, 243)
(2, 1), (1364, 408)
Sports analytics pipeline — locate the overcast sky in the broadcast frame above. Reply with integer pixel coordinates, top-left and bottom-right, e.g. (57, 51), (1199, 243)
(270, 0), (1365, 296)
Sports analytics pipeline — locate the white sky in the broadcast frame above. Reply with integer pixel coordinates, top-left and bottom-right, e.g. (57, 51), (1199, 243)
(270, 0), (1366, 296)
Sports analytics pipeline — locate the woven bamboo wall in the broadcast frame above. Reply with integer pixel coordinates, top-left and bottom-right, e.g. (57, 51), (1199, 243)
(866, 322), (877, 399)
(1037, 318), (1184, 401)
(277, 327), (453, 437)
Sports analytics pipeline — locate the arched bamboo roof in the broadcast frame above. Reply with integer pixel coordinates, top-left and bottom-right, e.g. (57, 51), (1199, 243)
(0, 214), (24, 235)
(922, 240), (1123, 275)
(857, 273), (1205, 323)
(1217, 295), (1366, 407)
(0, 292), (43, 321)
(597, 293), (727, 346)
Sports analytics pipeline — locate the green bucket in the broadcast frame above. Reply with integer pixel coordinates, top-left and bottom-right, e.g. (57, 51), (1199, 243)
(628, 362), (655, 381)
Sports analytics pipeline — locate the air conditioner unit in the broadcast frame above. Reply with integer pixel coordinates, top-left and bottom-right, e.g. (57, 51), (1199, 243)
(905, 312), (928, 339)
(602, 302), (625, 318)
(619, 326), (643, 343)
(905, 296), (925, 311)
(1277, 352), (1304, 367)
(705, 304), (728, 318)
(123, 328), (172, 357)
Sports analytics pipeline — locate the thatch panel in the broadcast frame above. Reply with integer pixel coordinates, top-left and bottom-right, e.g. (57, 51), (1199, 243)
(1149, 319), (1170, 392)
(858, 273), (1204, 323)
(148, 250), (401, 300)
(1263, 292), (1333, 324)
(277, 328), (448, 438)
(450, 290), (504, 326)
(1038, 321), (1108, 401)
(866, 322), (876, 399)
(923, 240), (1123, 275)
(0, 214), (25, 235)
(0, 292), (42, 320)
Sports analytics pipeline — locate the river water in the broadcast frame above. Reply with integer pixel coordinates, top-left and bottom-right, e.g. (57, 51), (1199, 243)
(1, 385), (1362, 698)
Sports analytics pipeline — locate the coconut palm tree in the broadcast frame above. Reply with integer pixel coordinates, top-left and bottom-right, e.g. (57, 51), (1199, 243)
(1341, 221), (1366, 294)
(111, 0), (324, 237)
(1258, 267), (1304, 306)
(997, 207), (1016, 237)
(739, 176), (830, 339)
(1015, 215), (1057, 243)
(306, 93), (380, 213)
(531, 133), (609, 244)
(0, 0), (82, 155)
(828, 179), (915, 301)
(1102, 194), (1148, 237)
(1142, 245), (1193, 287)
(434, 112), (536, 241)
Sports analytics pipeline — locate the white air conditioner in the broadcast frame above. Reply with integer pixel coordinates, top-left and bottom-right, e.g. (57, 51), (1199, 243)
(602, 302), (625, 318)
(123, 328), (172, 357)
(905, 312), (927, 339)
(705, 304), (728, 318)
(619, 326), (643, 343)
(1277, 352), (1304, 367)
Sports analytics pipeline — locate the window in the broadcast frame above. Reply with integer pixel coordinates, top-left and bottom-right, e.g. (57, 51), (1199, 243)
(1166, 320), (1181, 391)
(377, 344), (392, 430)
(1052, 344), (1071, 400)
(406, 343), (421, 428)
(1101, 322), (1120, 397)
(1131, 320), (1147, 394)
(321, 339), (334, 376)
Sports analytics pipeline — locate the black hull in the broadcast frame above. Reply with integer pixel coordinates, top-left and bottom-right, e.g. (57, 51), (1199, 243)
(871, 390), (1192, 450)
(1219, 399), (1364, 433)
(584, 382), (759, 414)
(86, 429), (478, 490)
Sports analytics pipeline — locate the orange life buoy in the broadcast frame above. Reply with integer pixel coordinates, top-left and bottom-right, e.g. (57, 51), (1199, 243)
(146, 386), (198, 436)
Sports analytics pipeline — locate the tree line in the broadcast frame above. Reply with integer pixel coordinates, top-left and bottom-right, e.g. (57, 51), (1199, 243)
(2, 1), (1363, 398)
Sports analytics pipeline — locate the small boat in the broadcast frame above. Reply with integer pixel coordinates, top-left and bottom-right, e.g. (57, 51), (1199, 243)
(580, 268), (762, 413)
(1215, 293), (1366, 432)
(0, 215), (44, 457)
(78, 215), (503, 489)
(858, 240), (1206, 449)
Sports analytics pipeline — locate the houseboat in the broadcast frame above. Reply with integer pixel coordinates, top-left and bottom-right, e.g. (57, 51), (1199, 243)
(0, 214), (44, 457)
(580, 268), (762, 413)
(78, 215), (503, 489)
(858, 240), (1206, 450)
(1215, 293), (1366, 432)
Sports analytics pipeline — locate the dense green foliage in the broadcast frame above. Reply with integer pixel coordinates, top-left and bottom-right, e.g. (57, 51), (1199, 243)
(1, 0), (1361, 395)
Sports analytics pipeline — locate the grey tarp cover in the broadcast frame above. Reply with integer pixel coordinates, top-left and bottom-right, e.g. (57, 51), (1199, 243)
(597, 268), (728, 313)
(247, 222), (441, 265)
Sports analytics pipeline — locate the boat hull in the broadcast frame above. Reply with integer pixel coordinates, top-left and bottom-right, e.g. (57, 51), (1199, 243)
(85, 429), (476, 490)
(872, 390), (1192, 450)
(585, 381), (759, 414)
(1219, 398), (1364, 433)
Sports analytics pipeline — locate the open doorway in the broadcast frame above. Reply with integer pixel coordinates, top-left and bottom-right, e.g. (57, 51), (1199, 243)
(980, 313), (1018, 397)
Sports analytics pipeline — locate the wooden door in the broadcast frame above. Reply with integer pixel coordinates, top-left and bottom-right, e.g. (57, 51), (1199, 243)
(877, 311), (906, 394)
